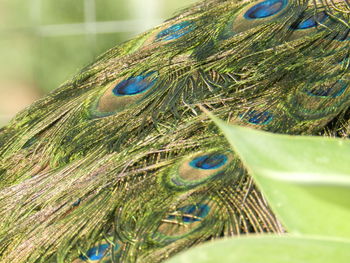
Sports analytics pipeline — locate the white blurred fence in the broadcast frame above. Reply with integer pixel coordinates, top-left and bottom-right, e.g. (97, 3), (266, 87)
(30, 0), (163, 37)
(0, 0), (164, 124)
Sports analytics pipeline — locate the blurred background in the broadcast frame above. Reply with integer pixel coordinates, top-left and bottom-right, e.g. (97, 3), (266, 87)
(0, 0), (198, 126)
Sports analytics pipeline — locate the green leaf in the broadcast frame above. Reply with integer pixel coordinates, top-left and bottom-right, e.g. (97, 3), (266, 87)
(166, 235), (350, 263)
(207, 112), (350, 238)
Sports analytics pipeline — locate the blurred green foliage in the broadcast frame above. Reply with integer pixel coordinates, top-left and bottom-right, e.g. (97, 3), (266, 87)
(0, 0), (198, 124)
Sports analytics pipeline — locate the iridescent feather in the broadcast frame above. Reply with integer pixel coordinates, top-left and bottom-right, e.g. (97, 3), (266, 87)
(0, 0), (349, 262)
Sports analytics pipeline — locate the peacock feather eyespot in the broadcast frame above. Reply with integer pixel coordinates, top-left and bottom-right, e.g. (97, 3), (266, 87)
(227, 0), (290, 37)
(80, 244), (110, 261)
(90, 71), (158, 118)
(305, 80), (348, 98)
(240, 109), (274, 125)
(154, 201), (213, 241)
(162, 151), (232, 191)
(79, 242), (121, 262)
(285, 78), (350, 120)
(166, 204), (210, 224)
(156, 21), (194, 42)
(290, 11), (328, 30)
(244, 0), (288, 20)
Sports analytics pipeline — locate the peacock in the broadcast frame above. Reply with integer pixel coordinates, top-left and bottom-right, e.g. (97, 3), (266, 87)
(0, 0), (349, 262)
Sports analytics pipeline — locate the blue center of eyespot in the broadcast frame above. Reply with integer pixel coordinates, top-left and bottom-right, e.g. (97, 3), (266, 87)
(80, 244), (110, 261)
(167, 204), (210, 223)
(156, 21), (194, 41)
(72, 199), (81, 207)
(291, 11), (328, 30)
(241, 110), (274, 125)
(244, 0), (288, 19)
(189, 154), (228, 170)
(305, 80), (348, 98)
(113, 72), (157, 96)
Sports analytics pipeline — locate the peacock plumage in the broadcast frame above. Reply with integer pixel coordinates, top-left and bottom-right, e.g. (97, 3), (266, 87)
(0, 0), (349, 262)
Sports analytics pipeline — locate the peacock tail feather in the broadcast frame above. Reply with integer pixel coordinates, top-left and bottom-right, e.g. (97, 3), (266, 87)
(0, 0), (349, 262)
